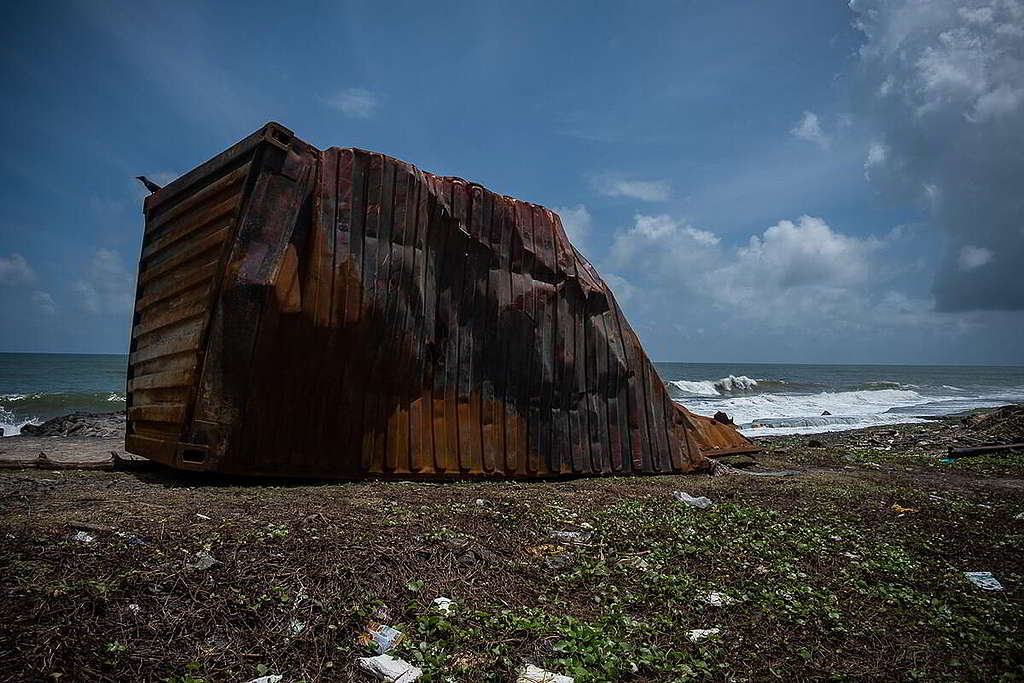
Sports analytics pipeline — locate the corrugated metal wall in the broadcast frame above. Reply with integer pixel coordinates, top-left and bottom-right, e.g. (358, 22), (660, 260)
(128, 124), (757, 477)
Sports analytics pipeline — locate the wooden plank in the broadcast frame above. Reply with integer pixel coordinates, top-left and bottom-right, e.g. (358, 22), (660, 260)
(132, 293), (209, 337)
(335, 148), (366, 476)
(129, 334), (196, 365)
(359, 153), (385, 472)
(384, 162), (411, 472)
(409, 170), (433, 472)
(453, 180), (478, 473)
(479, 191), (501, 474)
(139, 226), (231, 286)
(426, 178), (454, 473)
(135, 261), (218, 312)
(128, 368), (195, 392)
(128, 404), (186, 424)
(532, 206), (557, 474)
(144, 196), (239, 266)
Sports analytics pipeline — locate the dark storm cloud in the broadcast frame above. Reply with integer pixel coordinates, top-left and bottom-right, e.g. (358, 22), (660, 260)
(851, 0), (1024, 311)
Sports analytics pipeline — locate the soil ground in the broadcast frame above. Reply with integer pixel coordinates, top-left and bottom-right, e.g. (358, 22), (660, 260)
(1, 414), (1022, 682)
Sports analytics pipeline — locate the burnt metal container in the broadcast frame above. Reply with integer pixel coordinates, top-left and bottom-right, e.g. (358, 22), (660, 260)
(126, 122), (757, 477)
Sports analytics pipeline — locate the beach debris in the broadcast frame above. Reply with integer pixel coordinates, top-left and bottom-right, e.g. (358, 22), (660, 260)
(474, 498), (491, 506)
(289, 618), (307, 635)
(70, 530), (96, 543)
(549, 530), (593, 544)
(618, 554), (653, 571)
(724, 467), (801, 477)
(196, 513), (211, 520)
(672, 491), (713, 509)
(356, 654), (422, 682)
(115, 531), (147, 546)
(185, 551), (220, 571)
(1015, 512), (1024, 520)
(964, 572), (1004, 591)
(127, 603), (141, 615)
(528, 543), (568, 557)
(432, 597), (454, 613)
(70, 520), (113, 534)
(890, 504), (918, 514)
(244, 676), (283, 683)
(702, 591), (737, 607)
(686, 628), (721, 642)
(516, 664), (575, 683)
(359, 623), (405, 654)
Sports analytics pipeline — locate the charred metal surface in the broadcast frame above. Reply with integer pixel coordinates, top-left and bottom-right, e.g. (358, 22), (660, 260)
(126, 123), (758, 478)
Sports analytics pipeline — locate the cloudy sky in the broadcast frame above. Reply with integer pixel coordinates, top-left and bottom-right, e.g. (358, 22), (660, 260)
(1, 0), (1022, 364)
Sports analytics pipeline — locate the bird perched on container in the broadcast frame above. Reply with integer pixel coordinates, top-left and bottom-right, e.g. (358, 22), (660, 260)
(136, 176), (163, 193)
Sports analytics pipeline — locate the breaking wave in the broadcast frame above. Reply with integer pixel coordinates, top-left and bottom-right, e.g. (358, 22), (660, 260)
(0, 392), (125, 436)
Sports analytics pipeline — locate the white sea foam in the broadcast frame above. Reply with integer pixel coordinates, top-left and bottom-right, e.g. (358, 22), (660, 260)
(671, 375), (760, 396)
(107, 393), (126, 402)
(682, 388), (932, 436)
(0, 406), (40, 437)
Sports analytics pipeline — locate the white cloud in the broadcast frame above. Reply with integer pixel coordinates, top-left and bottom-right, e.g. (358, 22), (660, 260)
(605, 212), (914, 331)
(864, 141), (889, 180)
(593, 175), (670, 201)
(958, 245), (994, 270)
(609, 214), (720, 276)
(328, 88), (380, 118)
(790, 111), (830, 148)
(852, 0), (1024, 310)
(602, 272), (637, 305)
(554, 204), (593, 253)
(958, 6), (994, 25)
(0, 253), (36, 286)
(31, 291), (57, 315)
(73, 248), (135, 315)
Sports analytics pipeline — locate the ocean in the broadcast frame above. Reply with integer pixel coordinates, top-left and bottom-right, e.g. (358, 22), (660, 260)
(1, 353), (1023, 438)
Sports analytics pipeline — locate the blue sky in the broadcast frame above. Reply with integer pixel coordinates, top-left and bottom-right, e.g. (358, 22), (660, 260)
(1, 0), (1022, 364)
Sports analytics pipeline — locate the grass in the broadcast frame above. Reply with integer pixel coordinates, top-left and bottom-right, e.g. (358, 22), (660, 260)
(1, 425), (1022, 681)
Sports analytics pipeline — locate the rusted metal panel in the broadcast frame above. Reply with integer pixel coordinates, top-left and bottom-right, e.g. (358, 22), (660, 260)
(126, 122), (758, 477)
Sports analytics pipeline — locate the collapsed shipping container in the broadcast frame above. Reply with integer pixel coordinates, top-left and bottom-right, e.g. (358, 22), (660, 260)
(126, 122), (758, 478)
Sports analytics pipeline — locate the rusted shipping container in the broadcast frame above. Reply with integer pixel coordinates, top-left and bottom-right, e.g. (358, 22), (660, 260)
(126, 122), (757, 477)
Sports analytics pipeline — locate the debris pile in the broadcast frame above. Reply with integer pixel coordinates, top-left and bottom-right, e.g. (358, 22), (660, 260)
(964, 405), (1024, 444)
(19, 411), (125, 438)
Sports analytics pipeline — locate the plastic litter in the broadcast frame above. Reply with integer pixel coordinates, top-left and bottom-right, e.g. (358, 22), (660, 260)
(360, 624), (405, 653)
(70, 531), (96, 543)
(703, 591), (736, 607)
(433, 597), (454, 613)
(671, 491), (713, 509)
(890, 504), (918, 513)
(356, 654), (422, 682)
(549, 530), (593, 544)
(516, 664), (575, 682)
(964, 571), (1004, 591)
(687, 628), (721, 642)
(185, 551), (220, 571)
(244, 676), (283, 683)
(1015, 512), (1024, 520)
(289, 618), (306, 635)
(474, 498), (491, 506)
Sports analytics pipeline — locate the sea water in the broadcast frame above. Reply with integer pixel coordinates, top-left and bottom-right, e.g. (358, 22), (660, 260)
(2, 353), (1022, 437)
